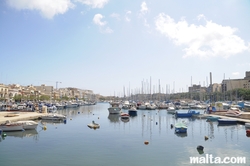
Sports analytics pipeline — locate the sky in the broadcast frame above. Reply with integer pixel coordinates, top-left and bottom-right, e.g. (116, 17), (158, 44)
(0, 0), (250, 96)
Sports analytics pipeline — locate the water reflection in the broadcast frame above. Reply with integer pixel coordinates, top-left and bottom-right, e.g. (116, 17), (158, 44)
(108, 114), (120, 123)
(3, 129), (39, 141)
(175, 133), (187, 138)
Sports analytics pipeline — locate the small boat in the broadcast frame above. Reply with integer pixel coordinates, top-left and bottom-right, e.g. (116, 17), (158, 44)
(128, 106), (137, 116)
(167, 106), (176, 114)
(108, 102), (121, 114)
(87, 121), (100, 129)
(245, 123), (250, 128)
(174, 122), (187, 133)
(218, 119), (237, 125)
(0, 121), (24, 131)
(16, 120), (38, 130)
(41, 113), (66, 120)
(120, 113), (130, 119)
(225, 107), (242, 117)
(175, 110), (200, 118)
(206, 116), (221, 121)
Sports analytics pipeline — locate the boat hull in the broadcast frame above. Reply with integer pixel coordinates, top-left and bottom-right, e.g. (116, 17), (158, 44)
(218, 119), (237, 125)
(0, 124), (24, 131)
(108, 107), (121, 114)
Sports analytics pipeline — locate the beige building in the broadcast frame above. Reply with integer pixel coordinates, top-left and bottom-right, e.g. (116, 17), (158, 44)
(222, 71), (250, 92)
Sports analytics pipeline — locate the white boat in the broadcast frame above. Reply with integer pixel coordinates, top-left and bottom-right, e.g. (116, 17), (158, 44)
(87, 121), (100, 129)
(167, 106), (176, 114)
(41, 113), (66, 120)
(65, 101), (79, 108)
(16, 120), (38, 130)
(225, 107), (242, 117)
(245, 123), (250, 128)
(108, 102), (121, 114)
(0, 121), (24, 131)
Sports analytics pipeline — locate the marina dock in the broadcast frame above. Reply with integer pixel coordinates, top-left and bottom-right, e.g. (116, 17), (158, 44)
(198, 112), (250, 123)
(0, 112), (43, 124)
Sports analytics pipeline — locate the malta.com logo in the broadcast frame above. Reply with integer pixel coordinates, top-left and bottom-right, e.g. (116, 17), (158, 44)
(190, 154), (246, 164)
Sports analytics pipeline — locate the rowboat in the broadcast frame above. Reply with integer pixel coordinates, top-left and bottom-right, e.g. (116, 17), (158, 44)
(87, 121), (100, 129)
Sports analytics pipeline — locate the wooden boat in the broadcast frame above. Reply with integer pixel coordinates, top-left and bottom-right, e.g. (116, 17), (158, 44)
(218, 119), (237, 125)
(0, 121), (24, 131)
(174, 122), (187, 133)
(87, 121), (100, 129)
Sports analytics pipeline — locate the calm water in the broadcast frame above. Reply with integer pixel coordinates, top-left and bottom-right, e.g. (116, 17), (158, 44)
(0, 103), (249, 166)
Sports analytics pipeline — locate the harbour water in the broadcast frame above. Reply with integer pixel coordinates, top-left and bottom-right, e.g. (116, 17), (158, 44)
(0, 103), (249, 166)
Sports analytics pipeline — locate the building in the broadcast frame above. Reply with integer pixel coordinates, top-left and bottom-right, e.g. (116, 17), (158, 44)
(222, 71), (250, 92)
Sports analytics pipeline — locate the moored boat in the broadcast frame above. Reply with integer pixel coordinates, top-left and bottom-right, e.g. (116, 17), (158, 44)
(120, 113), (130, 120)
(174, 122), (187, 133)
(41, 113), (66, 120)
(87, 121), (100, 129)
(16, 120), (38, 130)
(108, 102), (121, 114)
(0, 121), (24, 131)
(218, 119), (237, 125)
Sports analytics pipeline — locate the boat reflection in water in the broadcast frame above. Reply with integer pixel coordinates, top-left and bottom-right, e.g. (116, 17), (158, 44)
(175, 132), (187, 138)
(108, 114), (120, 123)
(5, 129), (38, 139)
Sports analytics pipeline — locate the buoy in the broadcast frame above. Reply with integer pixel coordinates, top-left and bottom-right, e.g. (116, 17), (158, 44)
(197, 145), (204, 151)
(98, 117), (99, 119)
(156, 122), (158, 125)
(144, 141), (149, 145)
(170, 124), (174, 128)
(246, 130), (250, 135)
(70, 118), (72, 120)
(43, 126), (47, 130)
(78, 112), (80, 114)
(205, 136), (209, 140)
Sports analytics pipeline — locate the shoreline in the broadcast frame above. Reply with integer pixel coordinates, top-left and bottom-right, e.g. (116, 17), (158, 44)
(0, 111), (44, 124)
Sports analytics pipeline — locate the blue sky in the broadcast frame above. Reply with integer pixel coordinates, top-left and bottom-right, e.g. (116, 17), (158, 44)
(0, 0), (250, 96)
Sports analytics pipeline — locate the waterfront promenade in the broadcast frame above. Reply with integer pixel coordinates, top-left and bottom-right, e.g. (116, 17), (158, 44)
(0, 111), (43, 124)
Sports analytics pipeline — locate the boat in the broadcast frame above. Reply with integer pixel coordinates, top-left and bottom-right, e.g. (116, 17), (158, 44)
(15, 120), (38, 130)
(225, 107), (242, 117)
(65, 101), (79, 108)
(245, 123), (250, 128)
(175, 110), (200, 118)
(174, 122), (187, 133)
(206, 116), (221, 121)
(217, 119), (237, 125)
(167, 106), (176, 114)
(108, 102), (121, 114)
(0, 121), (24, 131)
(87, 121), (100, 129)
(120, 113), (130, 120)
(128, 106), (137, 116)
(41, 113), (66, 120)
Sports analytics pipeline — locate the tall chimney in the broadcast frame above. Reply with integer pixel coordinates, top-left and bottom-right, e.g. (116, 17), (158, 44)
(210, 72), (212, 85)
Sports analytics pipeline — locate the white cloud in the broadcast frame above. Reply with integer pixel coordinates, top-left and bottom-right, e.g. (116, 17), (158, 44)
(110, 13), (120, 20)
(155, 13), (250, 58)
(93, 14), (113, 33)
(6, 0), (74, 19)
(93, 14), (106, 26)
(140, 2), (148, 15)
(125, 10), (131, 22)
(232, 72), (240, 76)
(75, 0), (109, 8)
